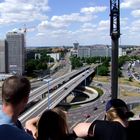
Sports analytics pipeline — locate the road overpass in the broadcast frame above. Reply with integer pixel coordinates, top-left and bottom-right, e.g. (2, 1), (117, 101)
(28, 66), (90, 103)
(19, 67), (95, 125)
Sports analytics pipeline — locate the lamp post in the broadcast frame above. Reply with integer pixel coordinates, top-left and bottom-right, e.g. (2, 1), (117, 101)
(44, 78), (52, 109)
(85, 76), (86, 86)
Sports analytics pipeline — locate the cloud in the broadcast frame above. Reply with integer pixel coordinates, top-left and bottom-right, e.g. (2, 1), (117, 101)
(81, 23), (96, 29)
(80, 6), (107, 14)
(131, 20), (140, 32)
(131, 10), (140, 17)
(0, 0), (49, 24)
(37, 12), (95, 32)
(51, 13), (94, 23)
(98, 20), (109, 31)
(121, 0), (140, 9)
(37, 20), (68, 32)
(36, 33), (45, 36)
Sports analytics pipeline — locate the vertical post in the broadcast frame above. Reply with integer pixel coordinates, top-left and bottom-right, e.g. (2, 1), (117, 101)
(46, 78), (52, 109)
(49, 57), (51, 77)
(111, 35), (118, 99)
(97, 65), (98, 80)
(47, 81), (50, 109)
(110, 0), (120, 99)
(85, 76), (86, 86)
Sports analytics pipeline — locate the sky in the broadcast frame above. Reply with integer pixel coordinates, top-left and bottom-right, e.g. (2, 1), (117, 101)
(0, 0), (140, 47)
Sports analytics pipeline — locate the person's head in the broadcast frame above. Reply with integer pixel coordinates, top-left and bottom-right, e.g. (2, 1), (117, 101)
(52, 107), (67, 122)
(105, 99), (134, 121)
(2, 76), (31, 108)
(37, 109), (68, 140)
(52, 107), (68, 133)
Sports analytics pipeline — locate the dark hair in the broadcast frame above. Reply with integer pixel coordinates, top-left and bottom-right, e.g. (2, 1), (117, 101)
(106, 107), (134, 121)
(106, 99), (134, 120)
(37, 109), (68, 140)
(2, 76), (31, 105)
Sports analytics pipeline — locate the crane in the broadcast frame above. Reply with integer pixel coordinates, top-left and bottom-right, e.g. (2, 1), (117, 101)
(110, 0), (120, 99)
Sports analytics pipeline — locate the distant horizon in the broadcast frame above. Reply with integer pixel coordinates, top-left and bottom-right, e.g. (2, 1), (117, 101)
(26, 44), (140, 48)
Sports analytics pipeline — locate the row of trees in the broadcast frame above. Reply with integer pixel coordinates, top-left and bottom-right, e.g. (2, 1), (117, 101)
(25, 54), (54, 75)
(25, 47), (68, 77)
(70, 55), (140, 77)
(70, 56), (110, 76)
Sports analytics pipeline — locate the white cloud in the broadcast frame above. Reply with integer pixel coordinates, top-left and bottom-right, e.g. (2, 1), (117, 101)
(37, 20), (68, 32)
(80, 6), (107, 14)
(131, 20), (140, 32)
(51, 13), (94, 23)
(120, 18), (129, 26)
(37, 13), (96, 32)
(98, 20), (109, 31)
(81, 23), (96, 29)
(36, 33), (45, 36)
(131, 10), (140, 17)
(121, 0), (140, 9)
(0, 0), (49, 24)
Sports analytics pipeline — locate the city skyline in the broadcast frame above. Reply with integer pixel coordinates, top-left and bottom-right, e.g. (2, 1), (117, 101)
(0, 0), (139, 46)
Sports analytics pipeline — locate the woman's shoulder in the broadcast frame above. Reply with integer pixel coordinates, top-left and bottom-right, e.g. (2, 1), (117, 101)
(94, 120), (123, 127)
(128, 120), (140, 128)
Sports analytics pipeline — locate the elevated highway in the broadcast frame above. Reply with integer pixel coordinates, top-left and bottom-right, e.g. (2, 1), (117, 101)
(28, 66), (90, 103)
(19, 67), (95, 125)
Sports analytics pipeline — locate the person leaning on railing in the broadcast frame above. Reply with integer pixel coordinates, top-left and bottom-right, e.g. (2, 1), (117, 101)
(25, 107), (77, 140)
(73, 99), (140, 140)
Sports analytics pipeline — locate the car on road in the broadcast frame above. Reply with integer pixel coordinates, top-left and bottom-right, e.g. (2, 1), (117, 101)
(95, 83), (103, 87)
(93, 106), (98, 110)
(101, 100), (105, 104)
(83, 113), (90, 119)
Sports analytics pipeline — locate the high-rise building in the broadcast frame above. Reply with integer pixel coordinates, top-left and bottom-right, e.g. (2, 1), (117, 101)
(6, 32), (25, 75)
(0, 40), (8, 73)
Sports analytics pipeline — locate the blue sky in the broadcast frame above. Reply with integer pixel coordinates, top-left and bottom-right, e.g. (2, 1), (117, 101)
(0, 0), (140, 46)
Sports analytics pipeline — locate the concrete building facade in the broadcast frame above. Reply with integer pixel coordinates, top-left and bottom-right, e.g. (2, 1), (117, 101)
(90, 45), (110, 57)
(77, 47), (90, 57)
(0, 40), (8, 73)
(77, 45), (124, 58)
(6, 32), (25, 75)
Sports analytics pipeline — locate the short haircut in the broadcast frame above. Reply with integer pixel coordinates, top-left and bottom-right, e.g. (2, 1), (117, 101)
(2, 76), (31, 105)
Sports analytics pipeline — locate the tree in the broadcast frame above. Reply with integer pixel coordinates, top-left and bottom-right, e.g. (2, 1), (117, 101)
(70, 57), (83, 69)
(25, 59), (36, 74)
(129, 76), (133, 82)
(98, 66), (109, 76)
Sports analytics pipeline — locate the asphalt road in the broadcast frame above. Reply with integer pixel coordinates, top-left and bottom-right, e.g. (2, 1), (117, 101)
(66, 81), (140, 129)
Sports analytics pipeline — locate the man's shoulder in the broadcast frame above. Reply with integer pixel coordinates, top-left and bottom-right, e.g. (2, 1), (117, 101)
(0, 109), (14, 125)
(0, 124), (34, 140)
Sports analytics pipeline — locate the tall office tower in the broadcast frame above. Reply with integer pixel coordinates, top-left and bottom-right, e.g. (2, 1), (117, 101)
(6, 32), (25, 75)
(0, 40), (8, 73)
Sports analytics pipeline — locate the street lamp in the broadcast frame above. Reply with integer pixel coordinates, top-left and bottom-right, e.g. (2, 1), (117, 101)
(85, 76), (86, 86)
(83, 74), (86, 86)
(44, 78), (52, 109)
